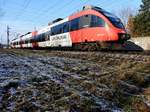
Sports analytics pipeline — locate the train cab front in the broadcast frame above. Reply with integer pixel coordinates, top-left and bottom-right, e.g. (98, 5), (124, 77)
(92, 6), (131, 43)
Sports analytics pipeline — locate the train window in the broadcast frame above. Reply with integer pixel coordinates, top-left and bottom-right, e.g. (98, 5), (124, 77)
(39, 34), (43, 42)
(55, 26), (59, 35)
(58, 24), (63, 34)
(47, 31), (51, 36)
(41, 34), (46, 41)
(37, 34), (42, 42)
(91, 15), (105, 27)
(28, 39), (31, 43)
(51, 27), (55, 35)
(70, 18), (79, 31)
(108, 17), (124, 29)
(25, 40), (28, 44)
(55, 25), (60, 35)
(44, 31), (50, 40)
(45, 33), (50, 41)
(51, 28), (54, 35)
(34, 35), (39, 42)
(63, 22), (69, 33)
(28, 39), (30, 43)
(79, 15), (91, 28)
(51, 26), (58, 35)
(51, 24), (64, 35)
(45, 35), (49, 41)
(31, 38), (35, 43)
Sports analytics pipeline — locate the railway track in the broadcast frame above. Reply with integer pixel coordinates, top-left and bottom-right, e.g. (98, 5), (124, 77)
(1, 48), (150, 60)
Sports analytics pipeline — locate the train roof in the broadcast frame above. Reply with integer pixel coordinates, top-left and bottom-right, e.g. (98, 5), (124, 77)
(21, 33), (32, 40)
(48, 18), (63, 26)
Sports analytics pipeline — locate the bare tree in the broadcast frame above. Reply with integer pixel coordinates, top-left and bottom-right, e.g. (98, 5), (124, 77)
(126, 15), (134, 35)
(117, 7), (136, 28)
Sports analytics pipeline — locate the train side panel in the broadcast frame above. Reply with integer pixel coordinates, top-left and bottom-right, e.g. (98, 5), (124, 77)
(50, 33), (72, 47)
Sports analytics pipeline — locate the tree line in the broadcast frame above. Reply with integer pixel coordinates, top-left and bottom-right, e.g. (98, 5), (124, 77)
(126, 0), (150, 37)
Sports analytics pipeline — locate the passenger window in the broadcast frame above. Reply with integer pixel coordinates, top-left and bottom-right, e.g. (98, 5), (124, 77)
(51, 27), (56, 35)
(41, 34), (45, 41)
(70, 18), (79, 31)
(51, 24), (63, 35)
(79, 15), (91, 28)
(63, 22), (69, 33)
(91, 15), (105, 27)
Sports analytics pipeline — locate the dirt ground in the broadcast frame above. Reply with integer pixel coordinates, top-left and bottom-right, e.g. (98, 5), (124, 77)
(0, 49), (150, 112)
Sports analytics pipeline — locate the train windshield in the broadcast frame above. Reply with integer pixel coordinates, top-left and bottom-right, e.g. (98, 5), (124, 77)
(93, 7), (125, 29)
(102, 10), (125, 29)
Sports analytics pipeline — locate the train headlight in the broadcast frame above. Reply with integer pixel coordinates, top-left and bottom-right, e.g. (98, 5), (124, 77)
(118, 33), (131, 40)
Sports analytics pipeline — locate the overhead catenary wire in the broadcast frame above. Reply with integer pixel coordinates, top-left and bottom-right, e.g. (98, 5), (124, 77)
(8, 0), (66, 25)
(3, 0), (53, 17)
(37, 0), (95, 25)
(13, 0), (31, 21)
(29, 0), (61, 20)
(33, 0), (75, 25)
(32, 0), (91, 26)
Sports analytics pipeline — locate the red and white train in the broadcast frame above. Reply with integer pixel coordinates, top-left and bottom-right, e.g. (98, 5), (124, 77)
(10, 5), (130, 50)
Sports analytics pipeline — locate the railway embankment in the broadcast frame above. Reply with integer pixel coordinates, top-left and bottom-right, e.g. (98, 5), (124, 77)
(0, 49), (150, 111)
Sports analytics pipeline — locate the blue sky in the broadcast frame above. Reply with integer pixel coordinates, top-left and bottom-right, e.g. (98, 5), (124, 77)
(0, 0), (142, 44)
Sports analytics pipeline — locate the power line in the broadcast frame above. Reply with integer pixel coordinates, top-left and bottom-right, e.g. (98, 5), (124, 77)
(58, 0), (92, 17)
(34, 0), (87, 25)
(23, 0), (62, 23)
(39, 0), (92, 24)
(9, 0), (63, 25)
(3, 1), (49, 17)
(13, 0), (31, 21)
(33, 0), (75, 24)
(35, 0), (61, 16)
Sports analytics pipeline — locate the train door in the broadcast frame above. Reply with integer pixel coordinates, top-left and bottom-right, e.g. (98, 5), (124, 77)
(31, 31), (39, 48)
(89, 15), (109, 41)
(79, 15), (91, 42)
(69, 18), (81, 43)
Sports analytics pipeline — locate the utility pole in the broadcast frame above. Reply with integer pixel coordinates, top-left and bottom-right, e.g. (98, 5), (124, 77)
(0, 35), (2, 48)
(7, 25), (10, 48)
(1, 35), (2, 44)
